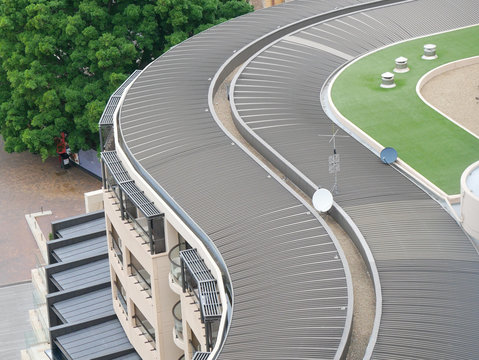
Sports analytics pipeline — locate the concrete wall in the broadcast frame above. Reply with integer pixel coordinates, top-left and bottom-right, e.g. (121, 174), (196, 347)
(461, 161), (479, 242)
(85, 189), (104, 213)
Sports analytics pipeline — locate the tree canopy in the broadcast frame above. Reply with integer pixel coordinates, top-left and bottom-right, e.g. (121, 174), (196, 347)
(0, 0), (252, 159)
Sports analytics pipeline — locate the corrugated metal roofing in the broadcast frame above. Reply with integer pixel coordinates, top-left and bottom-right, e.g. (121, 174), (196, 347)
(51, 259), (110, 291)
(232, 1), (479, 359)
(46, 212), (139, 360)
(113, 352), (142, 360)
(118, 1), (390, 359)
(52, 235), (107, 263)
(52, 287), (113, 324)
(56, 319), (134, 360)
(0, 282), (33, 360)
(56, 218), (105, 238)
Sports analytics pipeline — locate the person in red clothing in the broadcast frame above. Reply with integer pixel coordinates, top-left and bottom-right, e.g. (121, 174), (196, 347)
(56, 132), (71, 169)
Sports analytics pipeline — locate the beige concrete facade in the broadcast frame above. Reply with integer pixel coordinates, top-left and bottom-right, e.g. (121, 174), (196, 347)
(84, 189), (104, 213)
(103, 187), (222, 360)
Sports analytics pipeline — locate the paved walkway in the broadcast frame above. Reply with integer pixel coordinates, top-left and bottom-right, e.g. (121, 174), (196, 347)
(0, 139), (100, 286)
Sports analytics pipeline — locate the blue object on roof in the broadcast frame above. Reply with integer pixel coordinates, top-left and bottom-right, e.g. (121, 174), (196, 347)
(380, 147), (398, 164)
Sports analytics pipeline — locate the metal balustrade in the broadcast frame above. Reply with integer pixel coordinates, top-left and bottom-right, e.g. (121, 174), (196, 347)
(133, 305), (155, 348)
(110, 229), (123, 264)
(168, 243), (187, 286)
(192, 352), (210, 360)
(114, 280), (128, 315)
(180, 248), (221, 351)
(101, 151), (165, 254)
(172, 300), (183, 341)
(99, 70), (141, 151)
(128, 255), (152, 298)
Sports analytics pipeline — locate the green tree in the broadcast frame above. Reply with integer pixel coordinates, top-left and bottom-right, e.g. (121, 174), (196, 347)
(0, 0), (253, 159)
(157, 0), (252, 49)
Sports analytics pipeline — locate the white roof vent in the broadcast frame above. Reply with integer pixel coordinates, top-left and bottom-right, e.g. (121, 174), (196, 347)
(394, 56), (409, 73)
(380, 72), (396, 88)
(422, 44), (437, 60)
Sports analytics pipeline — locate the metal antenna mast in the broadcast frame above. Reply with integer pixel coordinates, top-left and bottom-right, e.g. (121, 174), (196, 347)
(328, 124), (340, 195)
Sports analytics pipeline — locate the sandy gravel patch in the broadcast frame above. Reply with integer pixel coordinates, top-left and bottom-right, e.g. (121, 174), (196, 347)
(215, 67), (375, 360)
(421, 62), (479, 137)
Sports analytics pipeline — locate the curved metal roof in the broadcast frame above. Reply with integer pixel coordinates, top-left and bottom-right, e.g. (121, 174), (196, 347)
(116, 1), (394, 359)
(232, 0), (479, 359)
(115, 0), (479, 359)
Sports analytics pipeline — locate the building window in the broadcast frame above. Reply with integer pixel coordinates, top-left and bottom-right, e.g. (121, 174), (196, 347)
(115, 276), (128, 315)
(110, 226), (123, 264)
(190, 332), (201, 353)
(134, 304), (156, 346)
(129, 252), (151, 296)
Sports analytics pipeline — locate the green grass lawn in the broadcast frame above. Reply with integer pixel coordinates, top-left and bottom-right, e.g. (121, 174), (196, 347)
(331, 25), (479, 194)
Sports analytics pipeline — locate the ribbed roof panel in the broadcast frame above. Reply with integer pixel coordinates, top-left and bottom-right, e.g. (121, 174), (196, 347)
(118, 1), (389, 359)
(233, 1), (479, 359)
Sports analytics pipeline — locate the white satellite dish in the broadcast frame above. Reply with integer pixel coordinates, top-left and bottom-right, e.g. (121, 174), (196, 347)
(312, 188), (333, 212)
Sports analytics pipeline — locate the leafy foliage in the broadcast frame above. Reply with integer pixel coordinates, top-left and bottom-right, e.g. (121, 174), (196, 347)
(0, 0), (253, 159)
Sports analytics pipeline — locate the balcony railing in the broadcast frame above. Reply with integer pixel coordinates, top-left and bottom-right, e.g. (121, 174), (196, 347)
(134, 308), (155, 348)
(168, 243), (187, 286)
(101, 151), (165, 255)
(115, 281), (128, 315)
(122, 193), (147, 239)
(180, 249), (222, 323)
(180, 248), (222, 352)
(98, 70), (141, 151)
(110, 230), (123, 264)
(172, 300), (183, 341)
(129, 262), (152, 297)
(191, 352), (211, 360)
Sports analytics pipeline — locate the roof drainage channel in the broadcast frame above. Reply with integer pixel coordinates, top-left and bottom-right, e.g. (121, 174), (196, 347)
(231, 1), (479, 359)
(116, 1), (405, 359)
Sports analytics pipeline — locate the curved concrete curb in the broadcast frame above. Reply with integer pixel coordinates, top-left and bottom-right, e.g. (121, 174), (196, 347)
(416, 55), (479, 141)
